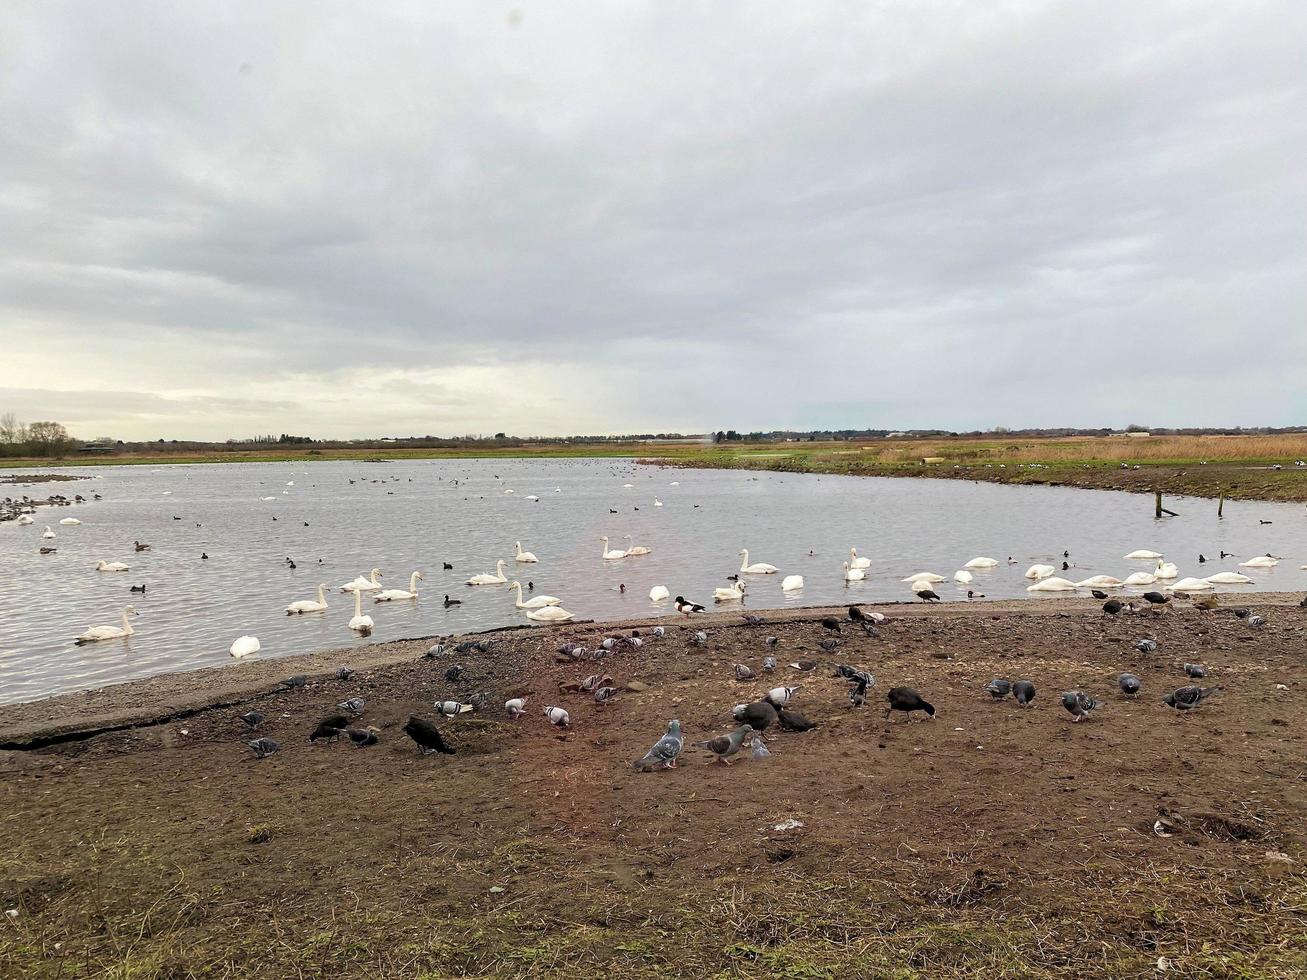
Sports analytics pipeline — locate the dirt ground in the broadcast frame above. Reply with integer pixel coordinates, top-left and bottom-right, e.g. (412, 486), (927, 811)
(2, 596), (1306, 978)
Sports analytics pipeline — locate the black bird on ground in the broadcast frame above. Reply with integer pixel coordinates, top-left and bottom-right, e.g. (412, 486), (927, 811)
(776, 706), (818, 732)
(1141, 591), (1171, 609)
(849, 675), (871, 707)
(915, 588), (941, 603)
(733, 701), (778, 732)
(309, 714), (349, 742)
(403, 715), (456, 755)
(1184, 663), (1207, 679)
(1119, 673), (1142, 696)
(1013, 680), (1036, 706)
(885, 686), (935, 720)
(346, 727), (379, 747)
(1090, 589), (1108, 600)
(1102, 599), (1124, 616)
(1164, 686), (1221, 711)
(820, 617), (842, 633)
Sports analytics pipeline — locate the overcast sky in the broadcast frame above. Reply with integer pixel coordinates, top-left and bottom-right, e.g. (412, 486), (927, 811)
(2, 1), (1304, 440)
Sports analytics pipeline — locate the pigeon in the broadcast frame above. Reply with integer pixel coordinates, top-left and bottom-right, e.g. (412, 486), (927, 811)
(1135, 639), (1158, 653)
(692, 724), (753, 764)
(1141, 592), (1171, 609)
(444, 664), (466, 683)
(1231, 607), (1250, 619)
(849, 675), (870, 707)
(335, 666), (355, 681)
(1102, 599), (1124, 616)
(915, 588), (941, 602)
(651, 626), (666, 638)
(1163, 685), (1221, 711)
(1012, 680), (1036, 706)
(467, 692), (488, 712)
(1299, 595), (1307, 609)
(690, 631), (709, 647)
(580, 674), (608, 693)
(544, 705), (571, 728)
(633, 720), (684, 771)
(1061, 690), (1103, 722)
(788, 660), (818, 672)
(505, 697), (527, 719)
(834, 664), (859, 680)
(1118, 673), (1142, 696)
(435, 700), (473, 717)
(403, 716), (455, 755)
(733, 664), (756, 681)
(248, 737), (280, 759)
(1183, 663), (1207, 679)
(750, 737), (772, 760)
(675, 596), (705, 616)
(309, 714), (349, 742)
(817, 638), (840, 653)
(337, 697), (365, 716)
(849, 605), (884, 626)
(594, 686), (620, 703)
(281, 674), (307, 689)
(1247, 615), (1266, 627)
(239, 710), (266, 729)
(763, 686), (800, 709)
(732, 701), (779, 732)
(601, 638), (617, 651)
(986, 679), (1012, 700)
(423, 643), (447, 660)
(762, 656), (777, 672)
(1090, 589), (1109, 600)
(776, 707), (818, 732)
(885, 686), (935, 720)
(820, 617), (842, 633)
(345, 727), (379, 748)
(741, 615), (764, 626)
(764, 635), (780, 648)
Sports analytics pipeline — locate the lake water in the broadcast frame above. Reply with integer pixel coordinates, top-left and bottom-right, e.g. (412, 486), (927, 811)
(2, 458), (1305, 706)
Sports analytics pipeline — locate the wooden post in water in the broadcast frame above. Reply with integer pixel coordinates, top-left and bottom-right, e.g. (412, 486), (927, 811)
(1155, 488), (1162, 518)
(1218, 488), (1225, 518)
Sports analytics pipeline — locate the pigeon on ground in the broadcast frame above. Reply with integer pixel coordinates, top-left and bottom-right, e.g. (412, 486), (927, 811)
(505, 697), (527, 719)
(750, 737), (771, 760)
(282, 675), (307, 689)
(849, 605), (884, 626)
(1183, 663), (1207, 679)
(763, 686), (800, 709)
(444, 664), (466, 683)
(789, 660), (818, 672)
(818, 638), (840, 653)
(1163, 686), (1221, 711)
(762, 656), (776, 672)
(435, 700), (473, 717)
(239, 710), (265, 729)
(1231, 608), (1250, 619)
(580, 674), (609, 693)
(986, 679), (1012, 700)
(776, 707), (818, 732)
(594, 686), (619, 703)
(741, 615), (764, 626)
(652, 626), (666, 638)
(403, 716), (455, 755)
(345, 727), (379, 748)
(885, 687), (936, 720)
(335, 666), (355, 681)
(338, 697), (365, 716)
(1248, 615), (1265, 627)
(309, 714), (349, 742)
(849, 676), (870, 707)
(1135, 639), (1158, 653)
(422, 643), (447, 660)
(692, 725), (753, 764)
(820, 617), (842, 633)
(467, 692), (488, 712)
(248, 737), (280, 759)
(1061, 690), (1103, 722)
(764, 635), (779, 648)
(1012, 680), (1036, 706)
(1118, 673), (1142, 696)
(544, 705), (571, 728)
(690, 631), (709, 647)
(734, 664), (756, 681)
(633, 720), (684, 771)
(733, 701), (779, 732)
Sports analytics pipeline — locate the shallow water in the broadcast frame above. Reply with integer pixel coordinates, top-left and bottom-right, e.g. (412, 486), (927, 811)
(2, 458), (1304, 705)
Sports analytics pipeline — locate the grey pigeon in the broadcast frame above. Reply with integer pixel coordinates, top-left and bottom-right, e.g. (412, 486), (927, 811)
(1012, 680), (1036, 706)
(1183, 663), (1207, 679)
(422, 643), (446, 660)
(337, 697), (365, 716)
(849, 676), (871, 707)
(750, 737), (771, 760)
(732, 701), (778, 732)
(435, 700), (472, 717)
(690, 631), (709, 647)
(1118, 673), (1142, 696)
(741, 615), (764, 626)
(335, 666), (355, 681)
(628, 636), (643, 649)
(818, 638), (840, 653)
(594, 686), (619, 703)
(762, 656), (776, 672)
(544, 705), (570, 728)
(651, 626), (665, 638)
(468, 692), (488, 712)
(1135, 638), (1158, 653)
(986, 679), (1012, 700)
(601, 637), (617, 651)
(633, 720), (684, 771)
(345, 727), (379, 747)
(580, 674), (606, 693)
(239, 710), (265, 729)
(281, 674), (307, 689)
(1061, 690), (1103, 722)
(764, 635), (779, 648)
(733, 664), (756, 681)
(1247, 615), (1265, 627)
(1163, 685), (1221, 710)
(505, 697), (527, 719)
(444, 664), (466, 683)
(1231, 607), (1250, 619)
(692, 724), (753, 764)
(248, 737), (280, 759)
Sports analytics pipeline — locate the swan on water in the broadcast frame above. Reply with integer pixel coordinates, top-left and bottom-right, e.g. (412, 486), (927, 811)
(514, 542), (539, 563)
(1124, 550), (1162, 560)
(739, 549), (779, 574)
(1204, 571), (1253, 584)
(467, 559), (508, 585)
(95, 560), (130, 572)
(623, 535), (652, 556)
(1026, 576), (1077, 592)
(714, 580), (746, 602)
(1122, 571), (1157, 586)
(1024, 564), (1055, 579)
(649, 585), (670, 602)
(229, 635), (261, 658)
(1076, 575), (1123, 589)
(781, 574), (804, 591)
(503, 489), (514, 495)
(1171, 577), (1215, 592)
(511, 581), (562, 608)
(1238, 555), (1278, 568)
(902, 572), (945, 583)
(16, 514), (33, 525)
(849, 548), (871, 570)
(375, 571), (423, 601)
(60, 517), (81, 525)
(340, 569), (383, 593)
(954, 569), (974, 584)
(654, 498), (663, 507)
(527, 605), (574, 623)
(1154, 560), (1179, 579)
(525, 495), (539, 501)
(286, 584), (329, 614)
(74, 606), (138, 645)
(41, 525), (55, 539)
(964, 557), (999, 569)
(601, 537), (628, 560)
(844, 562), (866, 582)
(348, 591), (374, 632)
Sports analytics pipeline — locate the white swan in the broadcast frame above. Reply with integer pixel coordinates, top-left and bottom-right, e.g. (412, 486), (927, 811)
(654, 498), (663, 507)
(1204, 571), (1254, 584)
(1239, 555), (1278, 568)
(348, 590), (374, 632)
(1024, 564), (1055, 579)
(527, 605), (574, 623)
(1027, 576), (1077, 592)
(525, 495), (539, 501)
(1124, 550), (1162, 560)
(340, 568), (383, 593)
(1170, 577), (1214, 592)
(16, 514), (33, 525)
(286, 584), (329, 614)
(467, 559), (508, 585)
(59, 517), (81, 525)
(649, 585), (670, 602)
(229, 635), (260, 658)
(714, 580), (746, 602)
(514, 541), (539, 563)
(901, 572), (945, 583)
(601, 537), (628, 560)
(849, 547), (871, 570)
(844, 561), (865, 582)
(739, 549), (778, 574)
(1123, 571), (1157, 586)
(503, 489), (514, 495)
(964, 557), (999, 569)
(41, 525), (55, 539)
(623, 535), (652, 556)
(75, 606), (138, 644)
(375, 571), (423, 601)
(1154, 560), (1179, 580)
(781, 575), (804, 591)
(953, 569), (974, 584)
(95, 560), (130, 572)
(1075, 575), (1123, 589)
(511, 581), (562, 608)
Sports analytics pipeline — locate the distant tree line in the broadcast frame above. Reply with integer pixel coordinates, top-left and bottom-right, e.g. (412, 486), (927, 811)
(0, 414), (77, 458)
